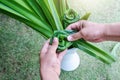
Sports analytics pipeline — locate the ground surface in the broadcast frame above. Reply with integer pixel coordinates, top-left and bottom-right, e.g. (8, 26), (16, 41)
(0, 0), (120, 80)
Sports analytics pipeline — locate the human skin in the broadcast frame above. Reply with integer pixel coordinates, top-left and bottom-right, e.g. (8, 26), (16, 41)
(67, 20), (120, 42)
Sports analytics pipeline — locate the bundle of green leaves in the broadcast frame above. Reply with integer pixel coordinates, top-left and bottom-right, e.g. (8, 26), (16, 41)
(0, 0), (115, 64)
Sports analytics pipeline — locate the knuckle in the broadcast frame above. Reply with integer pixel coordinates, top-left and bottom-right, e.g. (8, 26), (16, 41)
(72, 32), (81, 39)
(81, 30), (88, 37)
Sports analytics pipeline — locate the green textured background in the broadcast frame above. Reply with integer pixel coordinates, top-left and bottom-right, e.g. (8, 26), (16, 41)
(0, 0), (120, 80)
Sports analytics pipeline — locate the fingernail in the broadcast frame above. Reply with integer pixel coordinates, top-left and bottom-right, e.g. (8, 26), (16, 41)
(53, 37), (58, 42)
(67, 36), (73, 41)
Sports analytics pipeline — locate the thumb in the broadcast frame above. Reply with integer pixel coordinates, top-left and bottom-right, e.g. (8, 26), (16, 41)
(67, 32), (82, 41)
(48, 37), (59, 53)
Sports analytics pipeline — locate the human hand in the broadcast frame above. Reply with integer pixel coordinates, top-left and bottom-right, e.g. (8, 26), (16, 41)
(66, 20), (107, 42)
(40, 38), (67, 80)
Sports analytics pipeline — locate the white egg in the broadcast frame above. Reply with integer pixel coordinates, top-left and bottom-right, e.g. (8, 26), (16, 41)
(61, 48), (80, 71)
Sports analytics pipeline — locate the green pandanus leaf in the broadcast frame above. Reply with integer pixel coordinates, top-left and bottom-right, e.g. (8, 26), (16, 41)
(80, 12), (91, 20)
(48, 0), (63, 30)
(26, 0), (47, 22)
(74, 40), (115, 64)
(62, 9), (80, 28)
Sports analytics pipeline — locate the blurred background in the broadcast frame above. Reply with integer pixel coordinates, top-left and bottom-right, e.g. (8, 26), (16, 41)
(0, 0), (120, 80)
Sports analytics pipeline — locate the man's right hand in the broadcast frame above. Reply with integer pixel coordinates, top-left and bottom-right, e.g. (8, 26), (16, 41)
(66, 20), (107, 42)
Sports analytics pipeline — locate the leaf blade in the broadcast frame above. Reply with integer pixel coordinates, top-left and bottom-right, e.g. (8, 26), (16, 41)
(48, 0), (63, 30)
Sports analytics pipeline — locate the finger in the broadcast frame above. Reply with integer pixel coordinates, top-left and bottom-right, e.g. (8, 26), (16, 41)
(67, 32), (82, 41)
(58, 49), (67, 62)
(66, 21), (80, 30)
(66, 23), (78, 30)
(47, 37), (59, 54)
(66, 20), (86, 30)
(40, 40), (49, 58)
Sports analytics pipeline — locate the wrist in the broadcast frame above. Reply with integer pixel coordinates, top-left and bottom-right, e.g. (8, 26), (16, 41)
(40, 68), (60, 80)
(103, 23), (110, 41)
(97, 23), (108, 41)
(104, 23), (120, 41)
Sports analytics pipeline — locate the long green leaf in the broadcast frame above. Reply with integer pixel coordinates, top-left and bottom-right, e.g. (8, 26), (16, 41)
(25, 21), (52, 38)
(0, 9), (52, 38)
(36, 0), (58, 31)
(26, 0), (47, 22)
(59, 0), (67, 17)
(80, 13), (91, 20)
(0, 0), (52, 33)
(48, 0), (63, 30)
(0, 3), (27, 19)
(75, 40), (115, 64)
(14, 0), (33, 12)
(53, 0), (60, 16)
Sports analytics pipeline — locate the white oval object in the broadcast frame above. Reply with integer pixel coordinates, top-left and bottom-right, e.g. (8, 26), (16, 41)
(61, 48), (80, 71)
